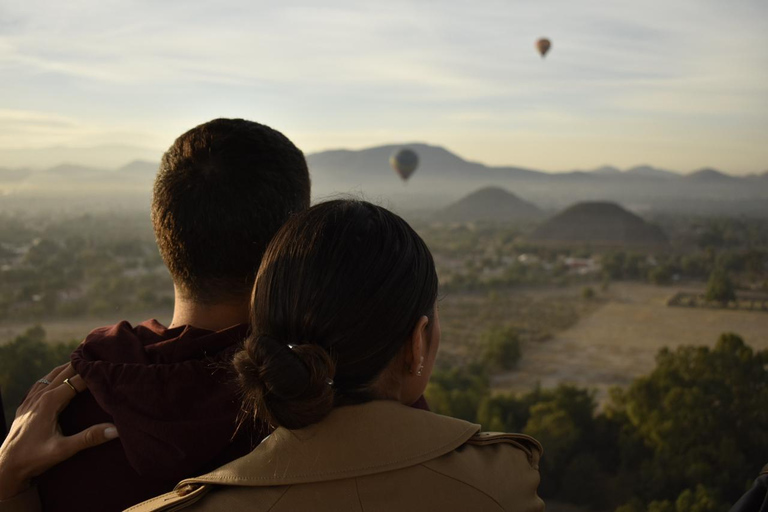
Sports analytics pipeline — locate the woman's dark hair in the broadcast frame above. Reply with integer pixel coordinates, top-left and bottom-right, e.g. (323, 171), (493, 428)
(233, 199), (438, 430)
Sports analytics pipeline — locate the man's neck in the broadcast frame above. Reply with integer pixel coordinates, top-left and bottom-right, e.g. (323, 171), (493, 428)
(169, 291), (250, 331)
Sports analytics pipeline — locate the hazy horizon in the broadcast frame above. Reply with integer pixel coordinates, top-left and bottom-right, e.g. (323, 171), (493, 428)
(1, 141), (765, 177)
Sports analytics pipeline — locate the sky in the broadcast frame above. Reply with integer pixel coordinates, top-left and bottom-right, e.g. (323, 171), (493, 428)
(1, 0), (767, 173)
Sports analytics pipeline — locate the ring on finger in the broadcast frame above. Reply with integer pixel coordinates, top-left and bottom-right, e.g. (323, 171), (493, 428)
(37, 378), (52, 385)
(63, 378), (78, 395)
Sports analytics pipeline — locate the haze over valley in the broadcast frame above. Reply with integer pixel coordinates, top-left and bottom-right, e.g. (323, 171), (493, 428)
(2, 143), (767, 217)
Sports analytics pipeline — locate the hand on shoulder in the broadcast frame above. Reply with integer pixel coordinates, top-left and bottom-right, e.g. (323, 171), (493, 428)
(0, 364), (119, 502)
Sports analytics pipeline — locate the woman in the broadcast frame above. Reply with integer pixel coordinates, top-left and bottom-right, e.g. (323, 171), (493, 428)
(128, 199), (544, 512)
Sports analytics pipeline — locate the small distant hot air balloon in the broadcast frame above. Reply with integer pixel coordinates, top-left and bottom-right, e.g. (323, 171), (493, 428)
(390, 148), (419, 181)
(536, 38), (551, 58)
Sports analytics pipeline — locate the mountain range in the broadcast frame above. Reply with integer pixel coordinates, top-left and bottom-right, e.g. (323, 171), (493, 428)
(305, 144), (768, 215)
(1, 143), (766, 215)
(306, 144), (767, 182)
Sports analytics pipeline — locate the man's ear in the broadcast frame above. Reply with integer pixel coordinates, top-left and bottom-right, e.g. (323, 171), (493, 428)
(405, 315), (429, 374)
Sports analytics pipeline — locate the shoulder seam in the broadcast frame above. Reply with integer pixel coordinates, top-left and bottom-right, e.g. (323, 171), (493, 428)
(265, 485), (292, 512)
(418, 463), (505, 511)
(354, 478), (366, 512)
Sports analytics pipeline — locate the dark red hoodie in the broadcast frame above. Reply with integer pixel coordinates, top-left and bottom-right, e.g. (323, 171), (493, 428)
(36, 320), (258, 512)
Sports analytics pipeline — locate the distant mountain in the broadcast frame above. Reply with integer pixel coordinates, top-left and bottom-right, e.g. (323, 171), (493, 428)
(116, 160), (158, 176)
(31, 164), (119, 185)
(304, 144), (766, 214)
(307, 143), (542, 183)
(590, 166), (622, 175)
(2, 142), (765, 216)
(309, 143), (471, 173)
(624, 165), (680, 179)
(685, 168), (735, 182)
(437, 187), (543, 223)
(115, 160), (159, 184)
(0, 167), (30, 183)
(45, 163), (105, 177)
(307, 146), (704, 185)
(20, 162), (153, 193)
(526, 201), (669, 250)
(0, 144), (162, 170)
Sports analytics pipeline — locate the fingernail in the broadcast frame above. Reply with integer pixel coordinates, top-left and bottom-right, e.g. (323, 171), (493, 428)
(104, 427), (119, 439)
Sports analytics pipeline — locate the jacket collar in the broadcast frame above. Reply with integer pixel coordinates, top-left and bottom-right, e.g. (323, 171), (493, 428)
(180, 400), (480, 487)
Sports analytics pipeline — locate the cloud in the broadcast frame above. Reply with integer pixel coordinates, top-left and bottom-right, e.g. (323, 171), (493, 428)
(0, 108), (75, 127)
(0, 109), (82, 148)
(0, 0), (766, 172)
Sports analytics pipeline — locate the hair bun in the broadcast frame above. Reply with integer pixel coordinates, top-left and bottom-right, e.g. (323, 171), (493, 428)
(234, 335), (336, 429)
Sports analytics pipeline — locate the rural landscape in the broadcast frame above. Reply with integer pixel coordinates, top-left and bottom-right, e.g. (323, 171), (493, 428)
(2, 0), (767, 510)
(1, 143), (767, 511)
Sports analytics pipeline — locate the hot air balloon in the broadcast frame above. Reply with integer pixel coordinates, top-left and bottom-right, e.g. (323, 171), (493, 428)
(536, 38), (551, 58)
(390, 148), (419, 181)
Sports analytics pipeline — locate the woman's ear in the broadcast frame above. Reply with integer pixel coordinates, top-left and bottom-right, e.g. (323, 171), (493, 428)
(405, 315), (429, 376)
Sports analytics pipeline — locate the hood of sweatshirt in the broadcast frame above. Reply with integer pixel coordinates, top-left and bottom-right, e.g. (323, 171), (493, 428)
(70, 319), (251, 480)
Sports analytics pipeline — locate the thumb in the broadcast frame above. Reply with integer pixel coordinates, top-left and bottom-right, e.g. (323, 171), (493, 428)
(59, 423), (119, 459)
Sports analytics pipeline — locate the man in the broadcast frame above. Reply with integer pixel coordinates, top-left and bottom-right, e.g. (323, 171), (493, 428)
(0, 118), (311, 511)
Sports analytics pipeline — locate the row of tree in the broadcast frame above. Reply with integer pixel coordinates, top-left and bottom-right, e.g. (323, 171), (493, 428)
(603, 249), (767, 285)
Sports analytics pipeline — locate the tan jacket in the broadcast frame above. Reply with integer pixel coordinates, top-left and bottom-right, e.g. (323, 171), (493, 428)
(126, 401), (544, 512)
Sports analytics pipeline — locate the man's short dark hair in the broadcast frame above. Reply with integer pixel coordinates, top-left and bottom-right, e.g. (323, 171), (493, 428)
(152, 118), (311, 302)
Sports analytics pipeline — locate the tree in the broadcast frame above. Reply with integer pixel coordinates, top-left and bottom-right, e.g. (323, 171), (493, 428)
(425, 364), (490, 421)
(649, 265), (673, 285)
(479, 327), (521, 372)
(608, 334), (768, 505)
(681, 255), (709, 279)
(623, 253), (646, 280)
(476, 393), (528, 432)
(673, 485), (729, 512)
(522, 385), (599, 499)
(0, 326), (78, 423)
(603, 251), (627, 279)
(715, 252), (745, 273)
(635, 485), (729, 512)
(704, 268), (736, 304)
(560, 452), (610, 508)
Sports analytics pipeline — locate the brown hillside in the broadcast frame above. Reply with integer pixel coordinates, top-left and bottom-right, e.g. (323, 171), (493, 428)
(438, 187), (543, 222)
(526, 201), (669, 250)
